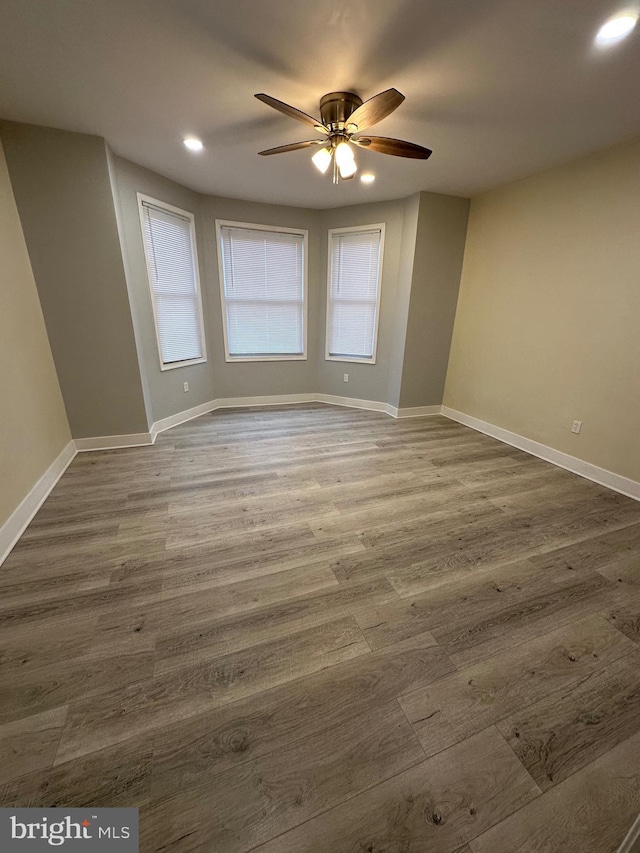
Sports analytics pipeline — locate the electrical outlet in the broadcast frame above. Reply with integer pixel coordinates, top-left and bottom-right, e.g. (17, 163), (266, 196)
(183, 382), (189, 392)
(343, 374), (349, 382)
(571, 420), (582, 434)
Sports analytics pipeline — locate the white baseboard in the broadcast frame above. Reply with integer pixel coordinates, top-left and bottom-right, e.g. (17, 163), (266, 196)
(442, 406), (640, 502)
(395, 405), (442, 419)
(74, 432), (154, 451)
(616, 813), (640, 853)
(151, 399), (219, 439)
(316, 393), (396, 416)
(4, 400), (637, 569)
(151, 394), (317, 439)
(215, 393), (317, 410)
(0, 440), (76, 566)
(150, 393), (417, 438)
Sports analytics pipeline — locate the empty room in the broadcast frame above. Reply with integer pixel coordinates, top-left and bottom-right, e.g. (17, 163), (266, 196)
(1, 1), (639, 851)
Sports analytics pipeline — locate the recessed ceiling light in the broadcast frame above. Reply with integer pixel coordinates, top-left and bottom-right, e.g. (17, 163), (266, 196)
(183, 137), (204, 152)
(595, 13), (638, 45)
(360, 173), (375, 184)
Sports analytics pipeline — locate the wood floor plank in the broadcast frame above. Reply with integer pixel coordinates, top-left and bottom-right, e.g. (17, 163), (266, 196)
(149, 631), (452, 802)
(0, 706), (68, 786)
(497, 647), (640, 789)
(435, 571), (617, 669)
(0, 632), (154, 726)
(144, 701), (425, 853)
(468, 729), (640, 853)
(387, 502), (639, 599)
(159, 562), (338, 611)
(101, 564), (340, 636)
(55, 616), (369, 764)
(111, 535), (365, 593)
(355, 557), (614, 656)
(0, 740), (152, 809)
(329, 503), (504, 586)
(252, 727), (540, 853)
(0, 577), (163, 629)
(151, 577), (398, 673)
(1, 405), (639, 853)
(595, 556), (640, 646)
(399, 614), (635, 757)
(0, 613), (99, 674)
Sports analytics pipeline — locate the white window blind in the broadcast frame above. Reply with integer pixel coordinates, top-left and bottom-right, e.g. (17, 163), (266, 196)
(218, 223), (306, 359)
(140, 198), (205, 368)
(327, 226), (384, 362)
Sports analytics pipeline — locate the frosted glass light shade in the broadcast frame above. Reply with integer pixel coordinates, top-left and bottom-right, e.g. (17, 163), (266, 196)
(312, 147), (332, 173)
(338, 158), (357, 179)
(335, 141), (355, 169)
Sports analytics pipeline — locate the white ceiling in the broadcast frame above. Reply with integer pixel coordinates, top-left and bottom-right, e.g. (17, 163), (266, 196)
(0, 0), (638, 208)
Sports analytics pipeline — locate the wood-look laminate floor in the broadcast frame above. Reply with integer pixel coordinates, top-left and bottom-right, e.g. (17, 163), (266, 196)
(1, 404), (640, 853)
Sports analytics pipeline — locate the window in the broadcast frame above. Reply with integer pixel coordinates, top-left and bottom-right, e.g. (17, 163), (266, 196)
(216, 221), (307, 361)
(326, 224), (385, 363)
(138, 194), (206, 370)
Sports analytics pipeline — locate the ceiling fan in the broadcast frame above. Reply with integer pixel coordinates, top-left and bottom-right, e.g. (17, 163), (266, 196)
(255, 88), (432, 183)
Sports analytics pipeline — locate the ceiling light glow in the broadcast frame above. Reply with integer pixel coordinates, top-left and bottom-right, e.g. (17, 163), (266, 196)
(595, 13), (638, 45)
(360, 173), (375, 184)
(183, 136), (204, 152)
(312, 147), (332, 174)
(338, 159), (357, 179)
(334, 141), (355, 169)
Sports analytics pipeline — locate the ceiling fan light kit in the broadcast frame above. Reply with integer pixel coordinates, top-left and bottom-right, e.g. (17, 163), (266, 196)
(311, 146), (332, 174)
(255, 88), (432, 185)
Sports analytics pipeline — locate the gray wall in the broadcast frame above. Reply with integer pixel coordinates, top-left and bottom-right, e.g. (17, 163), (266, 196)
(1, 122), (148, 438)
(317, 199), (408, 404)
(111, 149), (470, 421)
(399, 192), (470, 407)
(199, 195), (321, 401)
(109, 154), (215, 423)
(386, 193), (420, 408)
(0, 124), (468, 432)
(111, 153), (323, 420)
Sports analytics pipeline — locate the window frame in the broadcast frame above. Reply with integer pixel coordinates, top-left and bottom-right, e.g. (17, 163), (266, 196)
(137, 193), (207, 372)
(325, 222), (386, 365)
(215, 219), (309, 363)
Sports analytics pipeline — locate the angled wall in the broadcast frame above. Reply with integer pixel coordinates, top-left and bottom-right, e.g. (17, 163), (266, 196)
(0, 139), (71, 542)
(108, 153), (215, 424)
(0, 122), (148, 438)
(398, 192), (470, 408)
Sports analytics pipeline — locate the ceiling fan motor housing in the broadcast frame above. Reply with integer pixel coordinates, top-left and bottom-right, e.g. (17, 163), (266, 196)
(319, 92), (363, 131)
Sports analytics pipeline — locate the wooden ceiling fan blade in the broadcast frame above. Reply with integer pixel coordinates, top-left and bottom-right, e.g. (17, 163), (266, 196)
(354, 136), (432, 159)
(258, 140), (326, 155)
(346, 88), (405, 132)
(255, 94), (328, 134)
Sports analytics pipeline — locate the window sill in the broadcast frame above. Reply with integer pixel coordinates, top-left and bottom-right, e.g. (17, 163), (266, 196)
(225, 355), (308, 363)
(325, 355), (376, 365)
(160, 356), (207, 371)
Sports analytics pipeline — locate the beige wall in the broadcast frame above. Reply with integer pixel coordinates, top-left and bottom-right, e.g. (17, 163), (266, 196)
(444, 138), (640, 482)
(0, 139), (70, 530)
